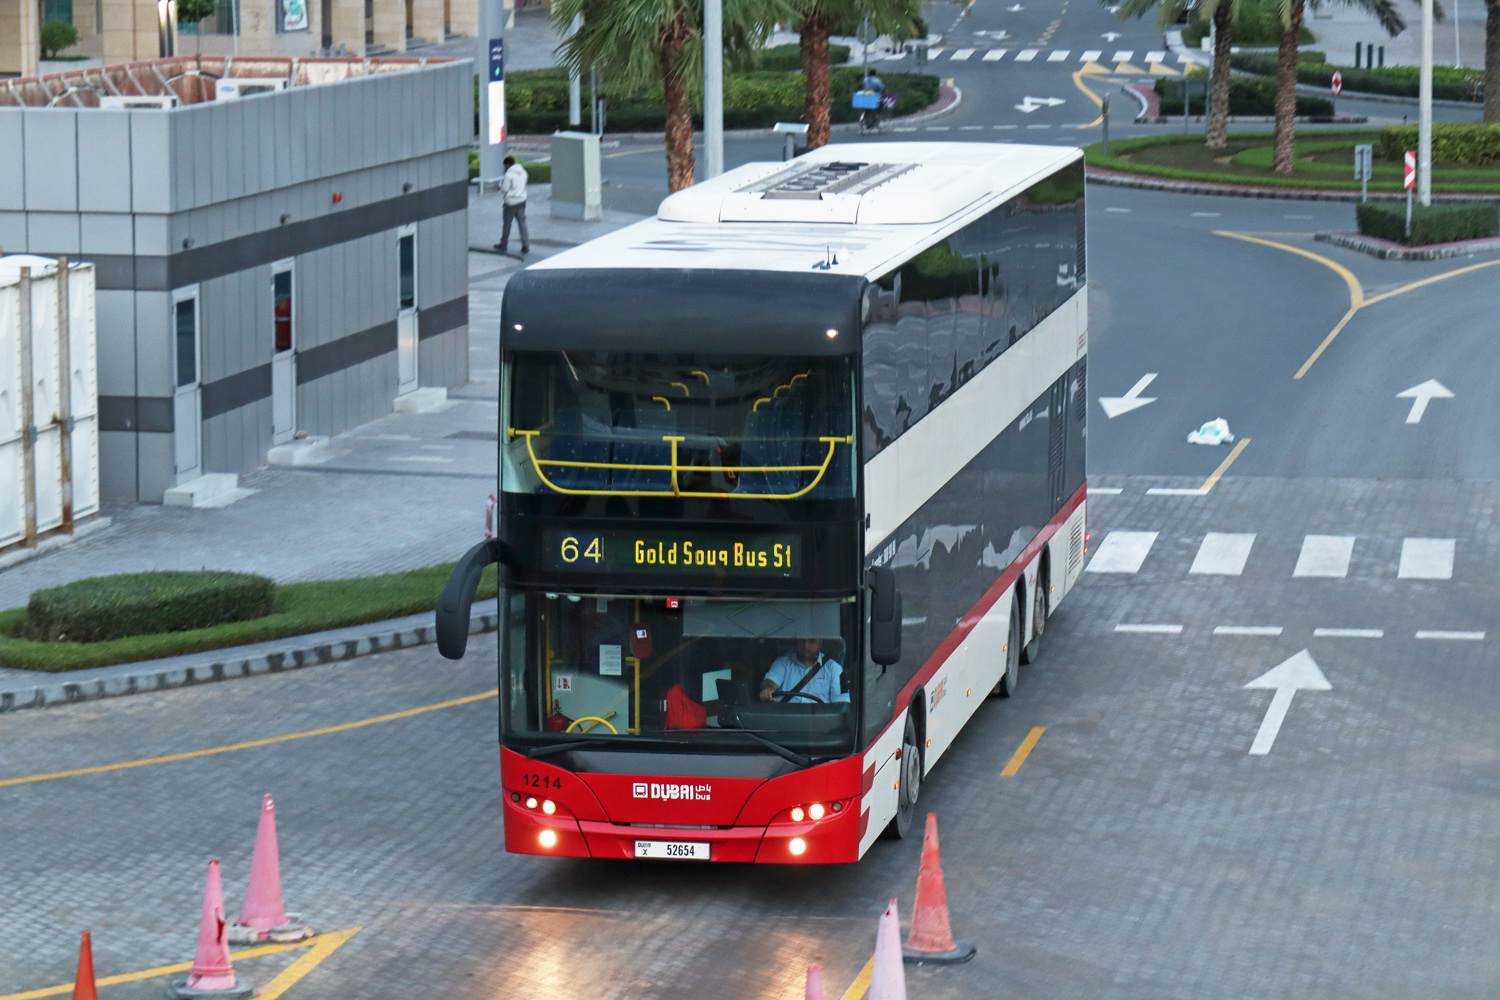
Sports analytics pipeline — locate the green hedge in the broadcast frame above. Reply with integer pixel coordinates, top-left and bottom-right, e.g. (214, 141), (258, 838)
(24, 571), (275, 643)
(1355, 200), (1499, 245)
(504, 67), (937, 135)
(755, 42), (852, 72)
(1154, 76), (1333, 117)
(1378, 124), (1500, 165)
(1182, 0), (1314, 47)
(1231, 53), (1484, 101)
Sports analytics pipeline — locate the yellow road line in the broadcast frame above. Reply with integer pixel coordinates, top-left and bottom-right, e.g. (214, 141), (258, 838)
(838, 955), (875, 1000)
(1002, 726), (1046, 777)
(0, 690), (499, 788)
(1293, 306), (1360, 379)
(0, 937), (322, 1000)
(1200, 437), (1250, 491)
(256, 927), (362, 1000)
(1363, 257), (1500, 307)
(1216, 231), (1364, 307)
(1071, 69), (1104, 127)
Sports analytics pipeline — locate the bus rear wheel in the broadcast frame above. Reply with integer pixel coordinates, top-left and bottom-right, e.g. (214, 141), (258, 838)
(1021, 561), (1048, 664)
(882, 713), (922, 840)
(993, 593), (1021, 698)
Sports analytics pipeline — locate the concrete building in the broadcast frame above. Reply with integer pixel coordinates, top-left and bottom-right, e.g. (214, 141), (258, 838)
(1, 56), (471, 503)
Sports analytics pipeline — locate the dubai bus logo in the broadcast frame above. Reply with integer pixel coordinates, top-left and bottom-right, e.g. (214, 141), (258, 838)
(633, 781), (712, 801)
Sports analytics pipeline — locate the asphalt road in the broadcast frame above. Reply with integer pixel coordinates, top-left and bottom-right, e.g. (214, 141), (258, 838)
(6, 1), (1500, 998)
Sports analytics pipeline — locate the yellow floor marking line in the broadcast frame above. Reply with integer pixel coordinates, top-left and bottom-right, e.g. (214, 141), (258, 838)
(1200, 437), (1250, 492)
(1071, 68), (1105, 127)
(0, 937), (325, 1000)
(838, 955), (875, 1000)
(255, 927), (361, 1000)
(1363, 257), (1500, 307)
(1002, 726), (1046, 777)
(0, 690), (499, 788)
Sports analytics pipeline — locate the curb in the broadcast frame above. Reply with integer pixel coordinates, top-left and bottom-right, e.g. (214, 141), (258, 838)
(1314, 230), (1500, 259)
(1085, 167), (1500, 203)
(0, 604), (498, 716)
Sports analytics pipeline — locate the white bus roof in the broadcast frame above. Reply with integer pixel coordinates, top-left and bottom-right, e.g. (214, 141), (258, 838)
(530, 142), (1081, 280)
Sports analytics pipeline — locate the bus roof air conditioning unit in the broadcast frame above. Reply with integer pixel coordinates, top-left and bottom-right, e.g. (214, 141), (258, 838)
(215, 78), (288, 100)
(99, 95), (179, 109)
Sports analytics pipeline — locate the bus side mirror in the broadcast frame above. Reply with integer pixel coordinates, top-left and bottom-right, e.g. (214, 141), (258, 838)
(868, 566), (902, 666)
(436, 539), (516, 659)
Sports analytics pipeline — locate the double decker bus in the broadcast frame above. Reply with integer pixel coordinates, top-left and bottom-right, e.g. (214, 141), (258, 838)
(437, 143), (1088, 864)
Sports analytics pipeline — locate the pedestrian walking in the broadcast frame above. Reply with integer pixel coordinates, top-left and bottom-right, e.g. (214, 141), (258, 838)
(493, 155), (530, 256)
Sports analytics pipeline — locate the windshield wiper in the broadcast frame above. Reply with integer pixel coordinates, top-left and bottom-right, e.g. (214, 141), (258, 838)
(671, 729), (812, 768)
(524, 738), (609, 759)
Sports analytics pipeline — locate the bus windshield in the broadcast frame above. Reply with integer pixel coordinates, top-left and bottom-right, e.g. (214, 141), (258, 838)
(503, 352), (856, 499)
(501, 591), (860, 756)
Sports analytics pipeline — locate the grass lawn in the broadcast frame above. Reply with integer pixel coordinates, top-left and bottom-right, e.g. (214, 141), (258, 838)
(1087, 132), (1500, 194)
(0, 563), (497, 673)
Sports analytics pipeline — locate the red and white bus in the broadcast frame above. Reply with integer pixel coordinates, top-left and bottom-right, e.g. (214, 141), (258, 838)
(437, 143), (1088, 863)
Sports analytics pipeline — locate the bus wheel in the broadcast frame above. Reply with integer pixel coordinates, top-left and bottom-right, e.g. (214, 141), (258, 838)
(882, 714), (922, 840)
(993, 592), (1021, 698)
(1021, 561), (1048, 664)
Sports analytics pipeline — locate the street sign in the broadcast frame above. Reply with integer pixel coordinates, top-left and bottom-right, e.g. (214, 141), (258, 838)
(487, 38), (506, 145)
(1404, 149), (1416, 190)
(1353, 144), (1373, 180)
(1331, 69), (1343, 96)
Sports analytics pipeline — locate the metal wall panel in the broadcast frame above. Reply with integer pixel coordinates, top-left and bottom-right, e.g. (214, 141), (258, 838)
(287, 86), (310, 185)
(129, 111), (173, 213)
(0, 212), (27, 251)
(133, 213), (170, 256)
(221, 100), (246, 204)
(199, 273), (228, 383)
(135, 291), (173, 397)
(99, 429), (139, 501)
(22, 111), (78, 212)
(271, 93), (292, 191)
(28, 212), (81, 253)
(96, 289), (137, 395)
(81, 213), (134, 254)
(137, 430), (174, 502)
(192, 110), (215, 211)
(77, 112), (132, 213)
(0, 115), (24, 211)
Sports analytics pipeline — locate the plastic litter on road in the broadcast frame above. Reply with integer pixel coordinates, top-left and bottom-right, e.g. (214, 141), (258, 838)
(1187, 418), (1235, 446)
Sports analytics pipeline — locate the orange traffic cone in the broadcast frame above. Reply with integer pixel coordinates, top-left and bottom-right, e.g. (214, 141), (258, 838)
(902, 813), (976, 965)
(71, 930), (98, 1000)
(166, 861), (252, 999)
(229, 794), (313, 945)
(804, 965), (824, 1000)
(868, 898), (907, 1000)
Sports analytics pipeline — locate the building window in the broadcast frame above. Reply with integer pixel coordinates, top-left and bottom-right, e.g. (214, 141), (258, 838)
(398, 233), (415, 310)
(273, 267), (293, 354)
(175, 298), (197, 388)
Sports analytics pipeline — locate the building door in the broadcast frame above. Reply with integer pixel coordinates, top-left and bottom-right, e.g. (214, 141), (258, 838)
(172, 287), (202, 483)
(272, 260), (296, 445)
(396, 225), (419, 396)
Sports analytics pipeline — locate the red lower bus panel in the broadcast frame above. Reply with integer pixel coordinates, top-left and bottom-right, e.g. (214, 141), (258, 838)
(578, 821), (766, 862)
(503, 796), (591, 858)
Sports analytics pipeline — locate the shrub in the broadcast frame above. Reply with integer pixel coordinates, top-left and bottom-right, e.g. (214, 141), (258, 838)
(1154, 76), (1333, 116)
(1183, 0), (1314, 46)
(468, 152), (549, 183)
(1355, 200), (1500, 245)
(39, 20), (79, 58)
(1231, 53), (1484, 101)
(23, 571), (276, 643)
(1378, 124), (1500, 165)
(756, 42), (852, 72)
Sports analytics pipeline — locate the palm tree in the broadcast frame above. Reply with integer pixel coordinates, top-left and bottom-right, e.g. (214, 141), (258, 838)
(1117, 0), (1237, 152)
(793, 0), (924, 148)
(553, 0), (787, 192)
(1270, 0), (1407, 174)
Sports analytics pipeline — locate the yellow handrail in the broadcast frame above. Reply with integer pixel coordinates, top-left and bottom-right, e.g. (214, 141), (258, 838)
(509, 429), (852, 499)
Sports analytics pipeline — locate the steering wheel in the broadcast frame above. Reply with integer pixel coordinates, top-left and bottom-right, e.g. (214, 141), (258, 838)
(565, 716), (619, 734)
(777, 690), (824, 704)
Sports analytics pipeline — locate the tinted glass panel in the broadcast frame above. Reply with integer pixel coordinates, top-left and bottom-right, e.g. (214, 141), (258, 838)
(398, 234), (415, 309)
(862, 159), (1084, 457)
(273, 269), (292, 354)
(175, 298), (196, 388)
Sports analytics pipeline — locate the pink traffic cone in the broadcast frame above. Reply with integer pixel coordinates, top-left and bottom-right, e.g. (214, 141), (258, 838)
(867, 898), (907, 1000)
(167, 861), (251, 998)
(805, 965), (825, 1000)
(230, 795), (312, 944)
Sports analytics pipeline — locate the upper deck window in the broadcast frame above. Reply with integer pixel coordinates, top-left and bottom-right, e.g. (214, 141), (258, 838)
(504, 352), (857, 500)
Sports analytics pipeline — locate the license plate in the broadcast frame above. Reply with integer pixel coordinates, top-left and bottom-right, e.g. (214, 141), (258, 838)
(634, 840), (710, 860)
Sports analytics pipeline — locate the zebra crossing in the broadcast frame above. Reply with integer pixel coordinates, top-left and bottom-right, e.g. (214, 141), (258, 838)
(1087, 530), (1460, 581)
(893, 47), (1187, 68)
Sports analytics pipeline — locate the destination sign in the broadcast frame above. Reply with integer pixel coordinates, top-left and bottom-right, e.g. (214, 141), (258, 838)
(542, 529), (800, 577)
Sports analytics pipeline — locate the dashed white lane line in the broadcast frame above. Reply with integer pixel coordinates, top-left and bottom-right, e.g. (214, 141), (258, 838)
(1190, 533), (1256, 576)
(1047, 49), (1071, 61)
(892, 127), (918, 132)
(1087, 531), (1159, 573)
(1015, 48), (1040, 61)
(1088, 486), (1124, 495)
(950, 48), (976, 60)
(1416, 630), (1485, 640)
(1146, 487), (1208, 496)
(1026, 124), (1052, 129)
(1314, 628), (1384, 638)
(1192, 211), (1222, 217)
(983, 48), (1009, 60)
(1214, 626), (1284, 636)
(1294, 535), (1355, 578)
(1398, 537), (1456, 579)
(392, 455), (456, 463)
(1112, 50), (1134, 62)
(1115, 623), (1183, 634)
(1080, 49), (1102, 61)
(1104, 207), (1131, 213)
(1145, 50), (1167, 62)
(926, 126), (952, 131)
(991, 124), (1017, 129)
(959, 124), (986, 130)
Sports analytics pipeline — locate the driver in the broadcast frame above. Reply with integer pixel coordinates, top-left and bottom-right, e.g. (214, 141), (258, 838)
(759, 638), (849, 703)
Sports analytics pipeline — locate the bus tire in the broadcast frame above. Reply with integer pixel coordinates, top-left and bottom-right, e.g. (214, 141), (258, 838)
(1021, 558), (1048, 665)
(993, 592), (1021, 698)
(881, 713), (922, 840)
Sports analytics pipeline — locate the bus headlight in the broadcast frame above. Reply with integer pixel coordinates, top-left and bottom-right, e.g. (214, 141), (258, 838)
(789, 838), (807, 856)
(808, 803), (825, 820)
(539, 830), (558, 848)
(542, 799), (557, 815)
(791, 806), (805, 822)
(525, 797), (538, 810)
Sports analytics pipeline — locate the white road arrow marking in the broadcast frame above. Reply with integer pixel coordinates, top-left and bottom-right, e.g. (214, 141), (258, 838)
(1244, 650), (1331, 755)
(1396, 379), (1453, 424)
(1007, 4), (1024, 10)
(1013, 96), (1066, 112)
(1098, 373), (1157, 418)
(1102, 31), (1122, 41)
